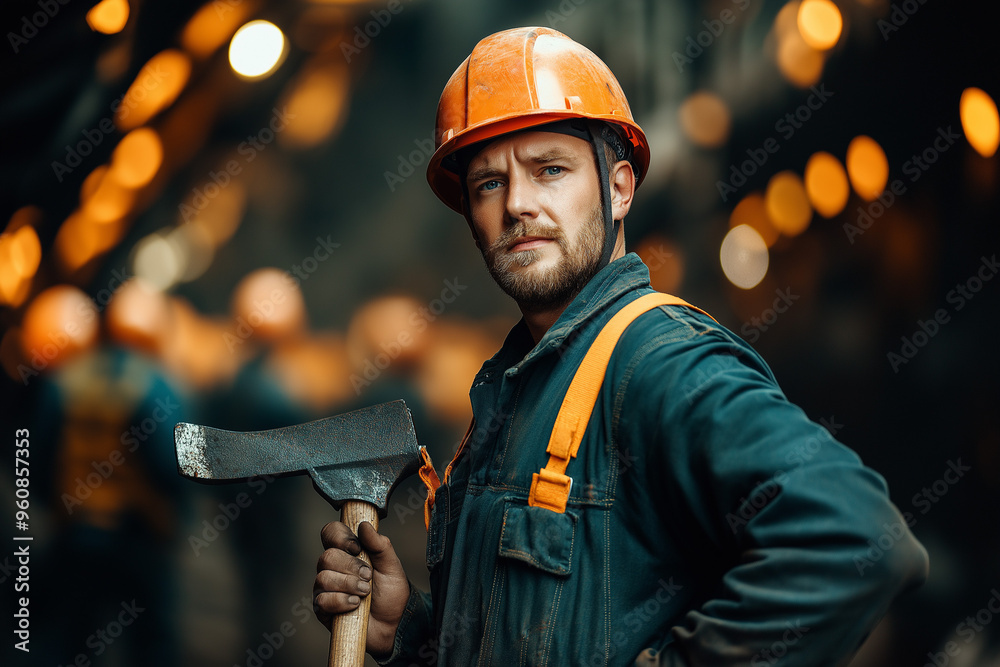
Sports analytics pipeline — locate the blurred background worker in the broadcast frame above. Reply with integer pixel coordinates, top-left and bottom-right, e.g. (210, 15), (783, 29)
(26, 282), (187, 666)
(1, 1), (998, 665)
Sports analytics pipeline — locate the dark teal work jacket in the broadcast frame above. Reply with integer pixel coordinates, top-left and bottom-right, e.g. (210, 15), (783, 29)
(380, 253), (928, 666)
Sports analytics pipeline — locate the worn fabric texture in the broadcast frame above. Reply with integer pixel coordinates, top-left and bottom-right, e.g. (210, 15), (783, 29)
(379, 253), (928, 667)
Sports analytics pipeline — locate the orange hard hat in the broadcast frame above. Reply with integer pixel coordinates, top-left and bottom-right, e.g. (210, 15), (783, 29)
(426, 26), (650, 214)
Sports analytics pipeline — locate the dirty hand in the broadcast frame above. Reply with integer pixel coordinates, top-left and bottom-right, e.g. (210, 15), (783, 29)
(314, 520), (410, 658)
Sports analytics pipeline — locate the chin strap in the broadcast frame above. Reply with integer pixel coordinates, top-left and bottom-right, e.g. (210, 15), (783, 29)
(588, 120), (622, 269)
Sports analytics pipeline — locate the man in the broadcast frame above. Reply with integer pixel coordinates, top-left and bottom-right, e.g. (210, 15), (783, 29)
(314, 27), (928, 666)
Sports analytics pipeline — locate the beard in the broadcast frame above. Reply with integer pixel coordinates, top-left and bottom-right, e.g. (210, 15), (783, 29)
(481, 206), (605, 311)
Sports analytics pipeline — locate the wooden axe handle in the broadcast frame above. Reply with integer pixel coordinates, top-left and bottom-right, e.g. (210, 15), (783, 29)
(329, 501), (379, 667)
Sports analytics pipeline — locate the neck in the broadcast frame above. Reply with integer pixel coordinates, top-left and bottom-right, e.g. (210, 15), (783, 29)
(520, 301), (571, 344)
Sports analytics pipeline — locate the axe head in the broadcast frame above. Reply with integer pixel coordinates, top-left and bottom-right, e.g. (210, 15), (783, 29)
(174, 400), (421, 516)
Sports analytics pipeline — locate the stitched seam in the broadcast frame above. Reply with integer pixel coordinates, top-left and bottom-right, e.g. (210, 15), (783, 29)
(497, 380), (522, 477)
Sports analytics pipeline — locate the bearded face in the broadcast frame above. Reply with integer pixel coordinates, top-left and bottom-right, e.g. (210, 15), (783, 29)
(480, 204), (604, 311)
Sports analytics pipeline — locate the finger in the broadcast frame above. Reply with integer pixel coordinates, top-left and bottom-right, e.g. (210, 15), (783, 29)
(320, 521), (362, 555)
(357, 522), (405, 578)
(314, 568), (373, 598)
(314, 590), (363, 617)
(316, 547), (373, 579)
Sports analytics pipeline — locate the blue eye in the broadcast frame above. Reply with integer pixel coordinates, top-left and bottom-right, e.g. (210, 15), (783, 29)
(480, 180), (501, 191)
(543, 166), (563, 176)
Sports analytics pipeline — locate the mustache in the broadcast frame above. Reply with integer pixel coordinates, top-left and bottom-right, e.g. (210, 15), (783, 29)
(489, 222), (565, 254)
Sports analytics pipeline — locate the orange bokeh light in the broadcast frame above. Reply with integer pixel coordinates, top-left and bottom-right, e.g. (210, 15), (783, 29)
(766, 171), (813, 237)
(730, 193), (780, 247)
(110, 127), (163, 188)
(804, 151), (850, 218)
(115, 50), (191, 131)
(846, 135), (890, 201)
(797, 0), (843, 51)
(86, 0), (130, 34)
(960, 87), (1000, 158)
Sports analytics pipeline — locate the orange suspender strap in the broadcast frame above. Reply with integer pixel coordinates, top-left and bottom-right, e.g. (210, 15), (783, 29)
(527, 293), (716, 513)
(419, 418), (476, 531)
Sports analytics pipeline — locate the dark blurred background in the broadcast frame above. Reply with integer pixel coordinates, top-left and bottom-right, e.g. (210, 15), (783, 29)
(1, 0), (997, 665)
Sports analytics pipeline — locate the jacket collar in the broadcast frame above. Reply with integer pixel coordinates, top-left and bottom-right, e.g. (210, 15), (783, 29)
(477, 253), (651, 380)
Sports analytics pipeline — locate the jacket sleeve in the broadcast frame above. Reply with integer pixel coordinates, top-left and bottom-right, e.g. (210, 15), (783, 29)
(621, 317), (929, 666)
(374, 581), (435, 666)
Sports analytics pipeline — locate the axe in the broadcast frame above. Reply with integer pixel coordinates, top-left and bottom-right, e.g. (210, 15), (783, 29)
(174, 399), (422, 667)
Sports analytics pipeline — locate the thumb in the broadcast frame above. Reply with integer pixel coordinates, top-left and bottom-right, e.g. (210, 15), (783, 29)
(357, 521), (404, 576)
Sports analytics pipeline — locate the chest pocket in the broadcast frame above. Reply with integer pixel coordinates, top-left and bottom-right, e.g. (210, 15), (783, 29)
(498, 501), (577, 576)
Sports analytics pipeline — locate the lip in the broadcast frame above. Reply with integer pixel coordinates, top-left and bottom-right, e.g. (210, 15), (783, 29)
(508, 236), (553, 252)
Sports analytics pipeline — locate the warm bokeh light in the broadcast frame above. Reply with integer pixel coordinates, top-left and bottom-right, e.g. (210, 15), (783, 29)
(86, 0), (130, 34)
(720, 225), (769, 290)
(280, 63), (351, 148)
(168, 223), (215, 283)
(846, 135), (890, 201)
(267, 335), (353, 412)
(774, 1), (802, 39)
(115, 50), (192, 131)
(229, 21), (286, 79)
(634, 234), (685, 294)
(132, 232), (183, 291)
(804, 151), (850, 218)
(106, 278), (172, 354)
(55, 213), (125, 272)
(161, 298), (243, 389)
(181, 0), (256, 59)
(960, 87), (1000, 158)
(231, 268), (306, 342)
(109, 128), (163, 188)
(678, 91), (732, 149)
(416, 322), (499, 425)
(20, 286), (100, 370)
(0, 215), (42, 307)
(797, 0), (842, 51)
(766, 171), (812, 236)
(186, 180), (247, 246)
(776, 28), (825, 88)
(347, 295), (431, 371)
(730, 193), (780, 247)
(82, 171), (136, 223)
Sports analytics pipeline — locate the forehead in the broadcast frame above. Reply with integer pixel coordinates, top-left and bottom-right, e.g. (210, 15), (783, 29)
(466, 131), (593, 171)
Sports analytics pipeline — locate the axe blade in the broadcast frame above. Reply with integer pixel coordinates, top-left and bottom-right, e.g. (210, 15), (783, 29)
(174, 399), (421, 514)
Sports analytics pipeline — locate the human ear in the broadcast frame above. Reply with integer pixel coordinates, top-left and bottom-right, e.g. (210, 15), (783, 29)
(609, 160), (636, 221)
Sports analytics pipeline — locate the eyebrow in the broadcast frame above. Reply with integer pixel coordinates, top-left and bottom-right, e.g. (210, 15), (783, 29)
(466, 149), (579, 184)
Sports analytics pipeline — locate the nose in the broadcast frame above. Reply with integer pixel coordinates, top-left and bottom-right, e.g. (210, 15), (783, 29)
(504, 168), (540, 224)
